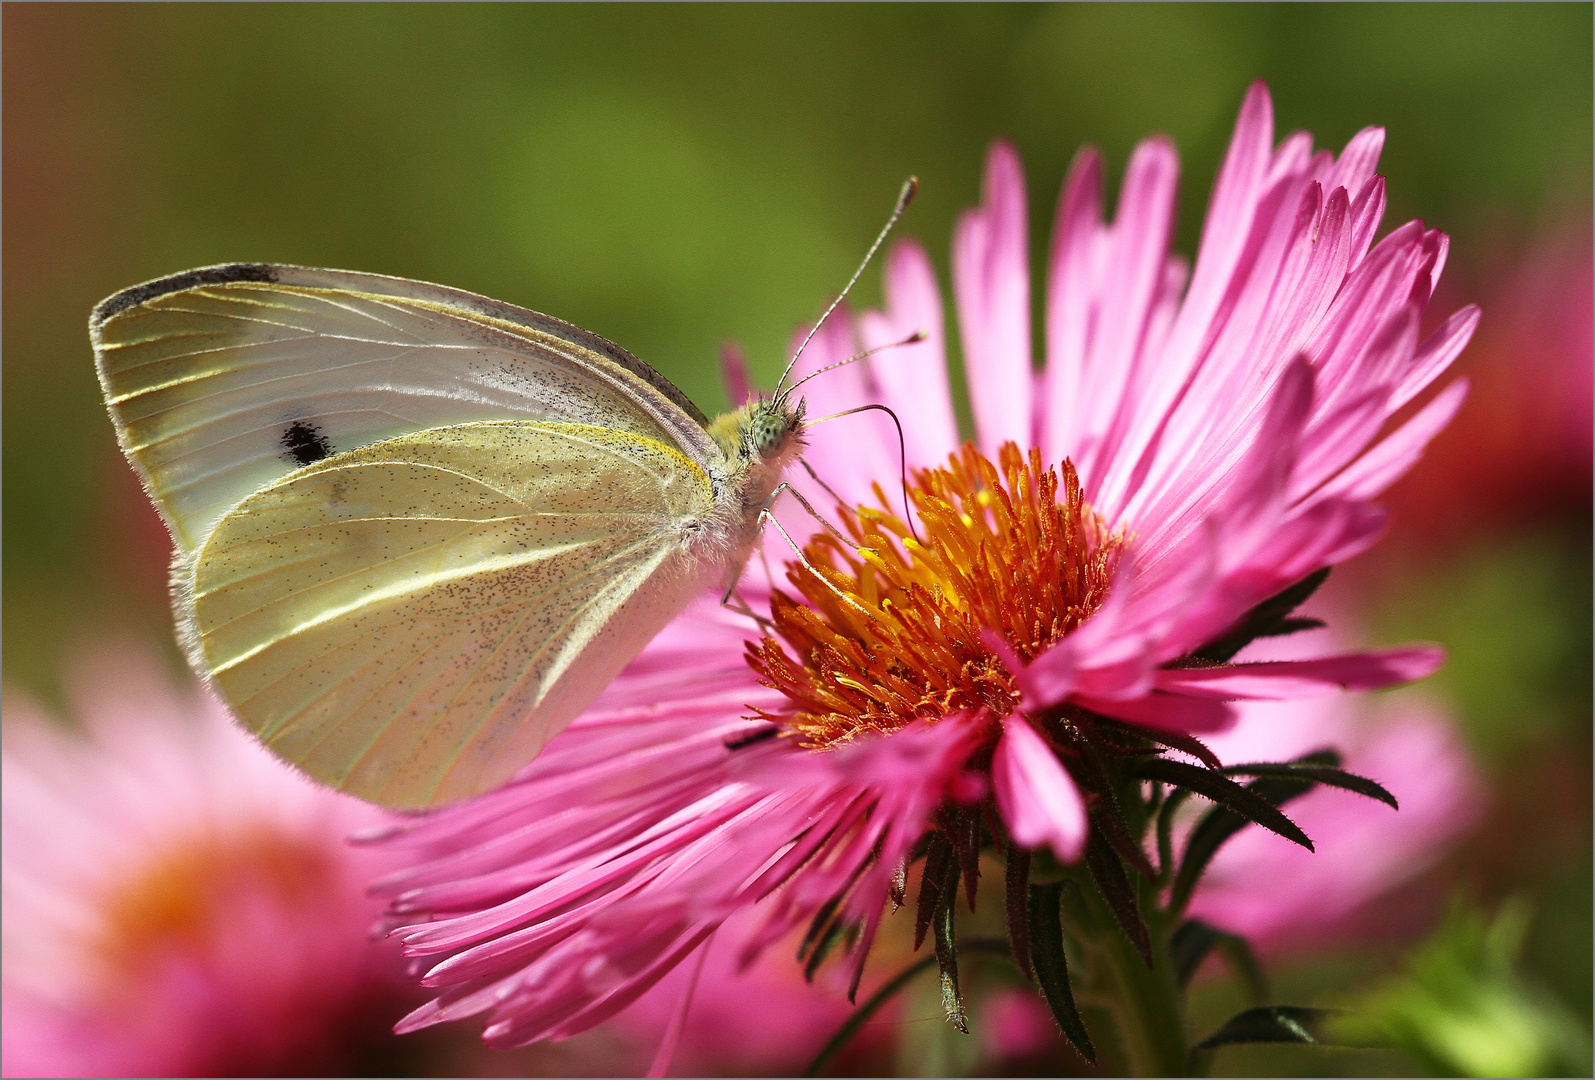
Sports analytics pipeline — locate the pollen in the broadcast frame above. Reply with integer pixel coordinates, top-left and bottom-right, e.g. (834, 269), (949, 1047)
(748, 442), (1122, 748)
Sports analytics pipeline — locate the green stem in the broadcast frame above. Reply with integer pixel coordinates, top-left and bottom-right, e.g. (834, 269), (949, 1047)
(802, 938), (1012, 1078)
(1061, 873), (1193, 1077)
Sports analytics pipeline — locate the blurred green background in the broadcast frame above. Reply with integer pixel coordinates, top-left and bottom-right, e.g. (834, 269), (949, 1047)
(4, 4), (1589, 1076)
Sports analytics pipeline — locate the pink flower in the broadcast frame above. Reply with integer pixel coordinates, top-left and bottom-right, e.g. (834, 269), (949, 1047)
(612, 908), (871, 1076)
(1186, 629), (1484, 953)
(370, 81), (1474, 1051)
(1, 646), (408, 1078)
(992, 717), (1089, 863)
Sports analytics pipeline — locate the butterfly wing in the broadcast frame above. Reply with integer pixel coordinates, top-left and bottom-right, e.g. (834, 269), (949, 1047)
(91, 263), (720, 551)
(188, 420), (719, 808)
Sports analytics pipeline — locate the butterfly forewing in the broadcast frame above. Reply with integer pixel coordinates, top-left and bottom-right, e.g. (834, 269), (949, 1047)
(189, 421), (718, 808)
(92, 264), (719, 551)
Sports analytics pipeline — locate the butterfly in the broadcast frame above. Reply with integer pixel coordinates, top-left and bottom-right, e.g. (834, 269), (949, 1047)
(91, 260), (821, 809)
(92, 184), (915, 810)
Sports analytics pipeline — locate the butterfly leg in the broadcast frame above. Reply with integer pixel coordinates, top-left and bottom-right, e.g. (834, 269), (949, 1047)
(764, 482), (861, 553)
(716, 540), (776, 629)
(798, 458), (850, 511)
(718, 572), (773, 630)
(757, 506), (874, 618)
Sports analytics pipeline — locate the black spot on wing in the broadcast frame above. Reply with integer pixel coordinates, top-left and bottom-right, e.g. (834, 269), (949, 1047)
(92, 263), (279, 325)
(281, 420), (333, 466)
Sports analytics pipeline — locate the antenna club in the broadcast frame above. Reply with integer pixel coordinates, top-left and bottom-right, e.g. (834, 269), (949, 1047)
(898, 177), (919, 209)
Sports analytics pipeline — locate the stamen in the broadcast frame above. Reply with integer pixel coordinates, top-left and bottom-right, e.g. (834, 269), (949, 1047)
(748, 442), (1123, 748)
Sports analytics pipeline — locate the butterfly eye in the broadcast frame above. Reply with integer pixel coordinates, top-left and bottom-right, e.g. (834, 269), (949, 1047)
(750, 410), (792, 456)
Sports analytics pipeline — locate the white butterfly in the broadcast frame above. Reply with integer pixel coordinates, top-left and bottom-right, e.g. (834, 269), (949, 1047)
(92, 262), (813, 808)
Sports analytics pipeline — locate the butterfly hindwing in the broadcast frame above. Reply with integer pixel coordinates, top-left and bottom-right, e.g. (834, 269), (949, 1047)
(92, 264), (720, 551)
(184, 420), (719, 808)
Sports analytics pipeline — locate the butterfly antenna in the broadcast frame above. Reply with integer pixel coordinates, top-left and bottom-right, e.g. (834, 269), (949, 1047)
(783, 329), (926, 399)
(774, 177), (918, 403)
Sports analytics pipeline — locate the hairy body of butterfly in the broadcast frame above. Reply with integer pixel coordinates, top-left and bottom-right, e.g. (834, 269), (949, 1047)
(92, 263), (805, 808)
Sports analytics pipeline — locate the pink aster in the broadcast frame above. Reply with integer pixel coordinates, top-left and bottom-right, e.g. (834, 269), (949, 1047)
(1179, 619), (1484, 953)
(1, 646), (408, 1078)
(369, 81), (1475, 1054)
(612, 907), (873, 1076)
(1190, 694), (1481, 954)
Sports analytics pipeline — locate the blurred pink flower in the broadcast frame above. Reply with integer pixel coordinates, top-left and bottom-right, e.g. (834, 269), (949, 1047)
(1186, 628), (1485, 952)
(1, 647), (409, 1078)
(614, 908), (867, 1076)
(369, 81), (1473, 1052)
(979, 986), (1064, 1062)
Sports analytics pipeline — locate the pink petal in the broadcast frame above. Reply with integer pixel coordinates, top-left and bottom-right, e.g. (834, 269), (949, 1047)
(1170, 81), (1275, 350)
(1317, 378), (1470, 500)
(859, 239), (960, 469)
(1153, 647), (1445, 700)
(1115, 174), (1320, 529)
(954, 140), (1033, 454)
(1326, 126), (1385, 199)
(1290, 394), (1390, 506)
(644, 933), (710, 1077)
(720, 343), (752, 406)
(781, 313), (898, 511)
(1139, 356), (1313, 573)
(1072, 692), (1238, 735)
(1390, 304), (1480, 412)
(1040, 147), (1105, 468)
(1111, 84), (1275, 502)
(1072, 136), (1181, 491)
(1346, 175), (1388, 269)
(991, 717), (1088, 862)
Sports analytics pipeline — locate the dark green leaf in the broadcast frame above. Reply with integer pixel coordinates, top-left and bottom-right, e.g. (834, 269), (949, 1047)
(1093, 715), (1224, 770)
(1215, 934), (1270, 1006)
(797, 895), (842, 963)
(1192, 568), (1331, 663)
(914, 831), (952, 950)
(1220, 762), (1398, 809)
(803, 912), (856, 982)
(1028, 881), (1096, 1062)
(1151, 729), (1224, 772)
(950, 806), (982, 912)
(1005, 842), (1034, 982)
(802, 939), (1012, 1077)
(1259, 615), (1327, 639)
(1169, 754), (1332, 915)
(1071, 750), (1157, 878)
(933, 859), (967, 1033)
(1156, 786), (1191, 884)
(1197, 1005), (1345, 1049)
(1171, 918), (1225, 988)
(1133, 757), (1313, 850)
(1170, 919), (1267, 1002)
(1085, 829), (1152, 966)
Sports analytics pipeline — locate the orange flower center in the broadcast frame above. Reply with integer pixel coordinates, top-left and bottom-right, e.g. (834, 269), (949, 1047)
(97, 827), (336, 979)
(748, 442), (1122, 748)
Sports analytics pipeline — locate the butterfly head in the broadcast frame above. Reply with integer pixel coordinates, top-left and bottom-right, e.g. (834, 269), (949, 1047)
(749, 396), (806, 459)
(707, 395), (807, 472)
